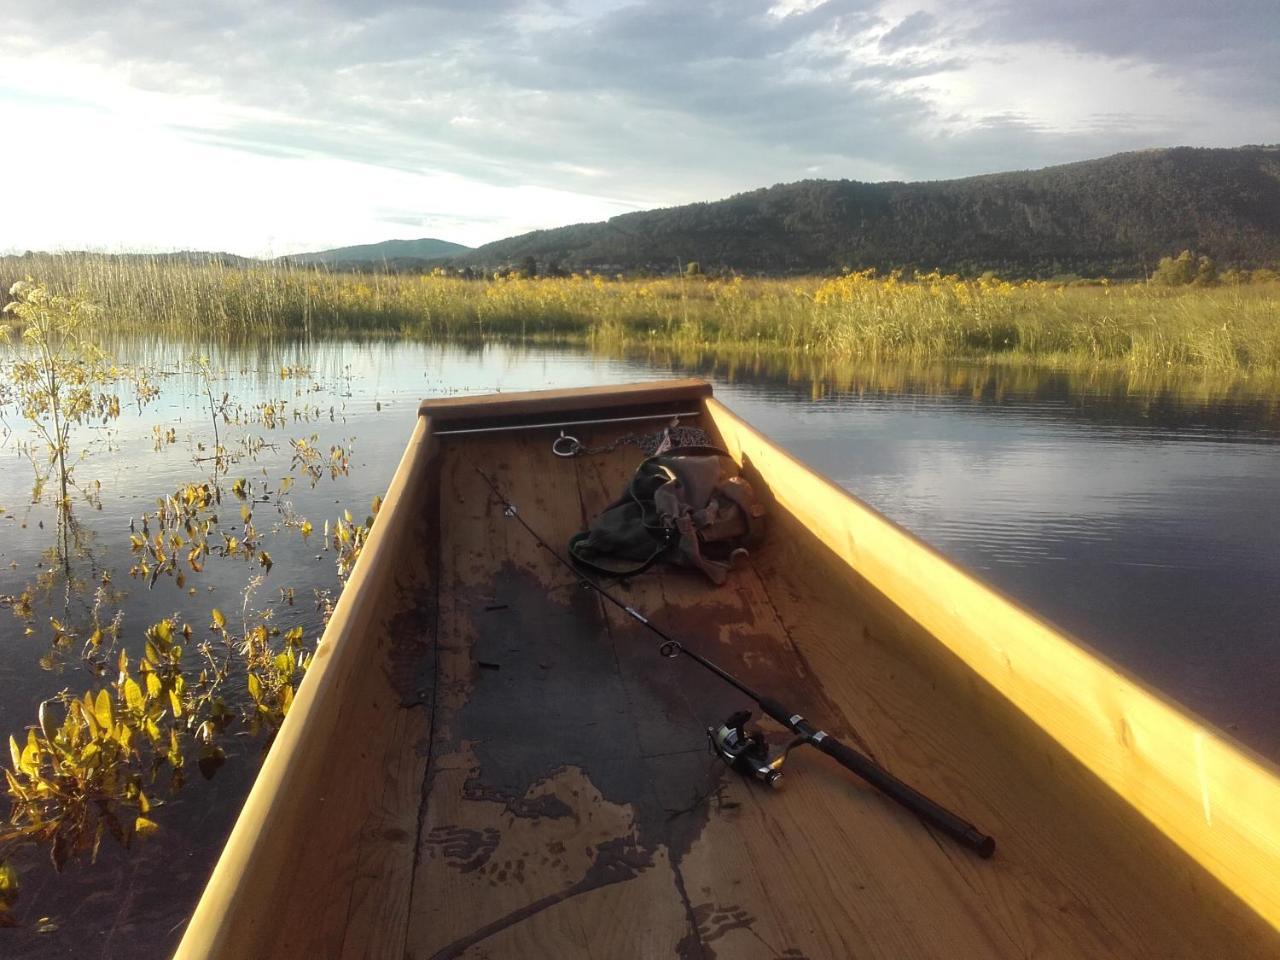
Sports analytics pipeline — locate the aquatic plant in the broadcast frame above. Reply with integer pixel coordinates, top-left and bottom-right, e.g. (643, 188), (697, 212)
(1, 281), (158, 568)
(0, 294), (378, 923)
(2, 634), (186, 873)
(4, 254), (1279, 373)
(1, 281), (102, 512)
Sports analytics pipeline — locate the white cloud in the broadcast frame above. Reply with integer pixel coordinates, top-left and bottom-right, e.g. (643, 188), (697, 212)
(0, 0), (1274, 255)
(0, 57), (642, 255)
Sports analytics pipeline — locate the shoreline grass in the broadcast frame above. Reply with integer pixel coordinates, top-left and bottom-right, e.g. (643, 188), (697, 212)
(3, 253), (1278, 375)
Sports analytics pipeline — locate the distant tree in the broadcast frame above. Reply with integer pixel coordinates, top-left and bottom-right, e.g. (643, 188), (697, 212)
(1152, 250), (1197, 285)
(463, 148), (1280, 280)
(684, 261), (703, 276)
(518, 256), (538, 279)
(1193, 254), (1218, 286)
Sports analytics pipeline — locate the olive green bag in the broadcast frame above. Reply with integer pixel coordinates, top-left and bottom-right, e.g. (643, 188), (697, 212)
(568, 447), (766, 585)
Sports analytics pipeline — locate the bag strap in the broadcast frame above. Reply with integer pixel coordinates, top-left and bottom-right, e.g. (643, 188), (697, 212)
(567, 528), (675, 578)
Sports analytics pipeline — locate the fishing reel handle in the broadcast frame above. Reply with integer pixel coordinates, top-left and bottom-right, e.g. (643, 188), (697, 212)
(757, 697), (996, 859)
(708, 711), (784, 788)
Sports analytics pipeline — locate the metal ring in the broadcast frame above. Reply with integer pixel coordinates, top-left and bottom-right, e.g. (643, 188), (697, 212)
(552, 432), (582, 458)
(659, 640), (682, 659)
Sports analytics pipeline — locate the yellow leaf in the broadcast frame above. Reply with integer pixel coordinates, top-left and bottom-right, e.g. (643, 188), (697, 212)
(134, 816), (159, 838)
(124, 678), (144, 713)
(20, 731), (40, 777)
(4, 768), (28, 801)
(80, 700), (99, 739)
(211, 608), (225, 630)
(37, 701), (57, 745)
(247, 673), (263, 703)
(168, 728), (183, 768)
(0, 860), (18, 897)
(94, 689), (113, 729)
(8, 735), (20, 773)
(145, 672), (162, 699)
(169, 689), (183, 718)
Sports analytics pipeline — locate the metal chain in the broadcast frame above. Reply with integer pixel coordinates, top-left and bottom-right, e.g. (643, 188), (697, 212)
(553, 421), (712, 458)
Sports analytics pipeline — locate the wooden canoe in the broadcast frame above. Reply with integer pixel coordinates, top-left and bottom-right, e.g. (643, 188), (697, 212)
(176, 378), (1280, 959)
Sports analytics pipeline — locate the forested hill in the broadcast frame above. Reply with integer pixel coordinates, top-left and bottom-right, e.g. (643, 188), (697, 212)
(282, 237), (472, 266)
(460, 147), (1280, 277)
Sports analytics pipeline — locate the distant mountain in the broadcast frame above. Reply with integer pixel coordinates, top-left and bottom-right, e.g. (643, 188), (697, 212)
(458, 146), (1280, 278)
(0, 250), (260, 268)
(281, 238), (472, 266)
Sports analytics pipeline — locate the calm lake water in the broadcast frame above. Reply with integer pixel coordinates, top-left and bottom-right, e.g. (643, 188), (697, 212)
(2, 339), (1278, 956)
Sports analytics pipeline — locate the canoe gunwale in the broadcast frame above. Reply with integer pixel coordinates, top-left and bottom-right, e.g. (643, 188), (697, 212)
(417, 378), (712, 430)
(175, 414), (436, 959)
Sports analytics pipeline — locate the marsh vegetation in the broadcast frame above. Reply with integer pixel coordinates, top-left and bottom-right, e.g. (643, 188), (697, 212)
(0, 286), (379, 932)
(4, 253), (1279, 373)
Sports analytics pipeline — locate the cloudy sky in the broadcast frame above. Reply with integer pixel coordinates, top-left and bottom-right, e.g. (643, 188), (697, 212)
(2, 0), (1275, 256)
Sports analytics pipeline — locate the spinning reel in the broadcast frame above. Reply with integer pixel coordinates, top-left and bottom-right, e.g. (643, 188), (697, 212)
(707, 710), (800, 788)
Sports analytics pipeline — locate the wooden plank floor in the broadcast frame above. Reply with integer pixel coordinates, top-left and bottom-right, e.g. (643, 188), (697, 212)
(393, 424), (1279, 959)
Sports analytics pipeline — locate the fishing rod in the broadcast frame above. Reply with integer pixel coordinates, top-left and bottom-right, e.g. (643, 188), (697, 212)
(475, 467), (996, 859)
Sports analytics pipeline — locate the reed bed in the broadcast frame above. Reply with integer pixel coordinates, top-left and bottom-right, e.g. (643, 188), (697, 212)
(3, 253), (1278, 373)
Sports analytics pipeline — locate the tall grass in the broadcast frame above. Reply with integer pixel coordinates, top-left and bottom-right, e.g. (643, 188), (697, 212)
(3, 253), (1278, 373)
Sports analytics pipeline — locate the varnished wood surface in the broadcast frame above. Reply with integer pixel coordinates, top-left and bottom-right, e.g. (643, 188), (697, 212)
(400, 426), (1277, 960)
(178, 381), (1280, 959)
(706, 396), (1280, 934)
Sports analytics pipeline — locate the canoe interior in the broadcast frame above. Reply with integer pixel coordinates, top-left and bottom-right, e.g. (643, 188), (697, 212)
(178, 385), (1279, 959)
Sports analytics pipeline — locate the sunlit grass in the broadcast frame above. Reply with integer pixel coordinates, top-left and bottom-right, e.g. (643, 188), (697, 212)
(3, 253), (1278, 373)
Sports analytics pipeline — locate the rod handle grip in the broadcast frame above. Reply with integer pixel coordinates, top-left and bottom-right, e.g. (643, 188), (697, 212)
(815, 734), (996, 858)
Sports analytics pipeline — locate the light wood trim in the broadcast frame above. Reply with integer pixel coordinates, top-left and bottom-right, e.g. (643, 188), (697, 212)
(175, 414), (434, 959)
(705, 396), (1280, 931)
(417, 377), (711, 423)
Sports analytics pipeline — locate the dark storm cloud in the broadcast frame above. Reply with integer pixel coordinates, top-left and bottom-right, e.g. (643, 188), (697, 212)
(2, 0), (1273, 225)
(971, 0), (1280, 98)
